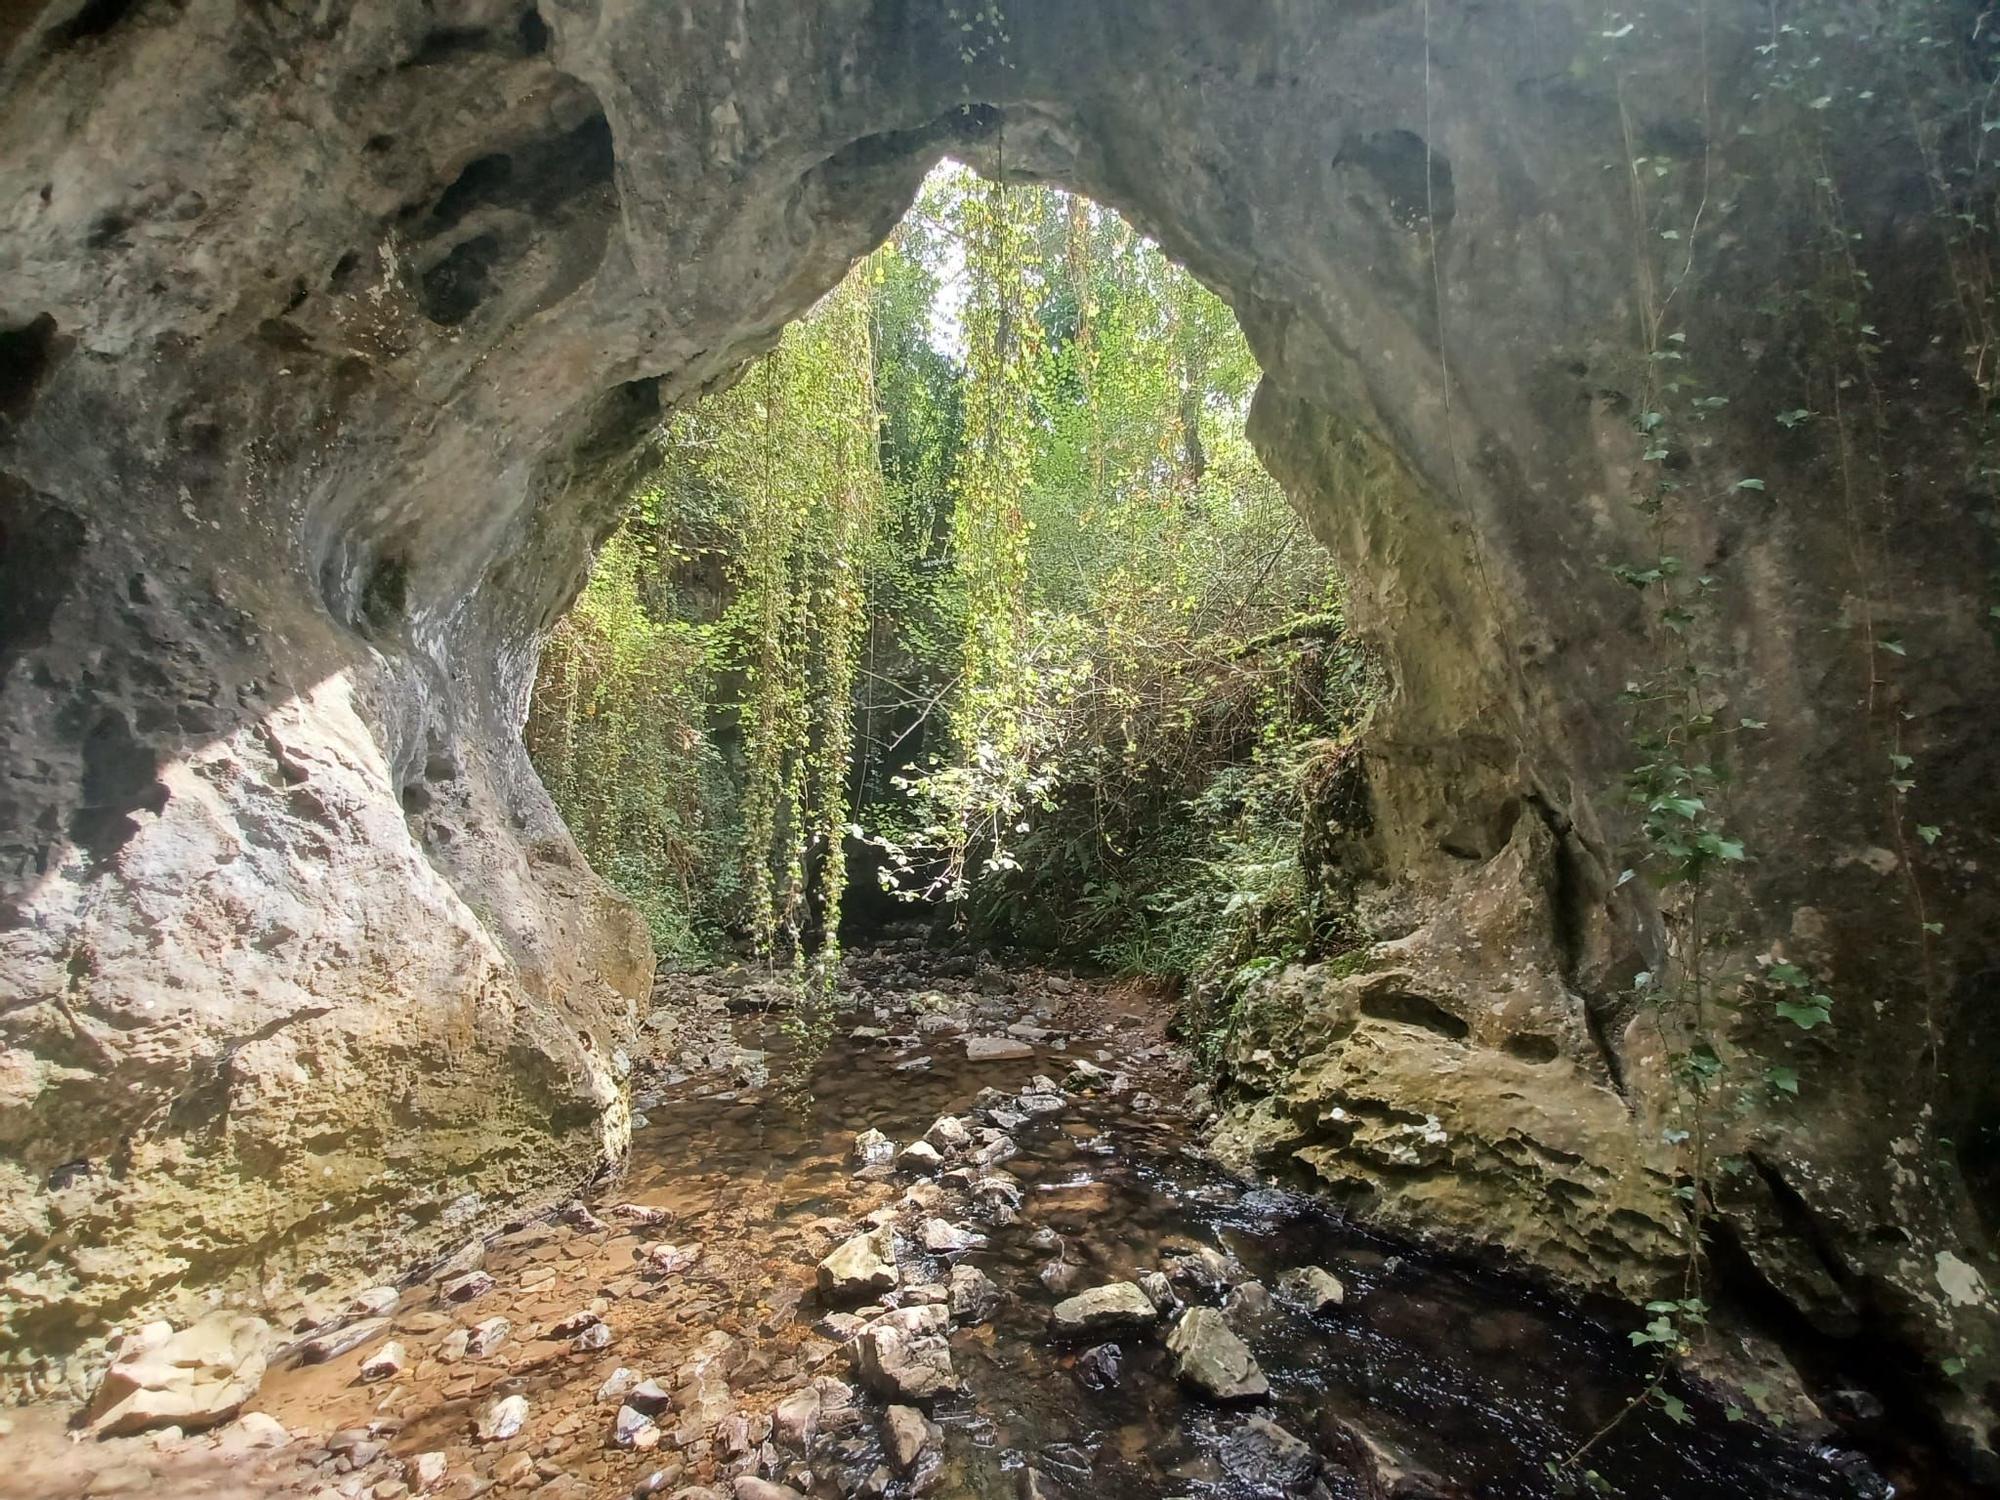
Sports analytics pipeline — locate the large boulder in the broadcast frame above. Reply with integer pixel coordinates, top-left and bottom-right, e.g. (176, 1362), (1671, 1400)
(85, 1315), (272, 1436)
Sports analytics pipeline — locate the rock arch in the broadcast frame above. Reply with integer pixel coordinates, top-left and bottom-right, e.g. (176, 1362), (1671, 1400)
(2, 0), (1996, 1453)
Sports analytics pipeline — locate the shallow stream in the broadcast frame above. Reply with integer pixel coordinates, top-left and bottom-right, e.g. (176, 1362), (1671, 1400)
(5, 954), (1903, 1500)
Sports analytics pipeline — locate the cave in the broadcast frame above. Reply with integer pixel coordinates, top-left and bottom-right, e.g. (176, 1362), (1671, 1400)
(2, 0), (1998, 1491)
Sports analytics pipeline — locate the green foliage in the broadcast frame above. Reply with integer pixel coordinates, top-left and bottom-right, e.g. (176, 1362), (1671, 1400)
(524, 522), (738, 960)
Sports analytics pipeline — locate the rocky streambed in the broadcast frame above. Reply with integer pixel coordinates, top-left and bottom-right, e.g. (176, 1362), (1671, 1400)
(0, 950), (1909, 1499)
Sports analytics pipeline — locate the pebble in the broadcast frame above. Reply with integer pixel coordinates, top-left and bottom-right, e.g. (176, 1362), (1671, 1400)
(475, 1394), (528, 1442)
(358, 1341), (408, 1382)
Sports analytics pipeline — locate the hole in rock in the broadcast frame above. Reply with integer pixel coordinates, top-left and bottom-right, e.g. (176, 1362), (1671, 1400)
(1358, 988), (1472, 1041)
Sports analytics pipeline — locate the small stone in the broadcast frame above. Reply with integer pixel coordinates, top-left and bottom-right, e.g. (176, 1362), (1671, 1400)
(849, 1304), (957, 1402)
(572, 1321), (614, 1352)
(409, 1452), (448, 1492)
(596, 1368), (641, 1404)
(1039, 1260), (1083, 1296)
(1217, 1415), (1316, 1492)
(359, 1341), (408, 1382)
(854, 1129), (896, 1167)
(475, 1393), (529, 1442)
(1050, 1283), (1159, 1336)
(920, 1218), (985, 1254)
(298, 1317), (392, 1365)
(1225, 1280), (1273, 1320)
(923, 1116), (972, 1154)
(817, 1225), (899, 1301)
(625, 1379), (672, 1416)
(965, 1036), (1034, 1062)
(730, 1480), (804, 1500)
(349, 1287), (401, 1318)
(1073, 1343), (1122, 1390)
(771, 1387), (820, 1448)
(642, 1243), (702, 1276)
(546, 1308), (603, 1339)
(438, 1271), (495, 1304)
(1165, 1308), (1268, 1402)
(881, 1405), (934, 1474)
(1274, 1265), (1346, 1312)
(1137, 1271), (1178, 1313)
(897, 1140), (943, 1174)
(948, 1265), (1000, 1325)
(614, 1404), (658, 1449)
(465, 1316), (511, 1357)
(608, 1202), (669, 1227)
(1015, 1090), (1065, 1117)
(215, 1410), (290, 1450)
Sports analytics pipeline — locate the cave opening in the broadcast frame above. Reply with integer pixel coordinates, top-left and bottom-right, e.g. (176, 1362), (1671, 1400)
(521, 160), (1382, 1034)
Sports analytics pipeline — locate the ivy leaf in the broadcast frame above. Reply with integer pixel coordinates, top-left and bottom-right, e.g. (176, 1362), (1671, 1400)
(1775, 998), (1831, 1030)
(1765, 1066), (1800, 1096)
(1734, 477), (1767, 491)
(1917, 824), (1941, 845)
(1879, 639), (1907, 656)
(1658, 1393), (1693, 1425)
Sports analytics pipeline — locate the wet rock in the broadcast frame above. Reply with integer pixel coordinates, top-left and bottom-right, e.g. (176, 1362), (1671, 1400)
(1015, 1090), (1066, 1118)
(465, 1316), (511, 1357)
(475, 1393), (529, 1442)
(772, 1387), (820, 1447)
(920, 1218), (985, 1254)
(1163, 1246), (1236, 1292)
(1039, 1259), (1084, 1296)
(1226, 1280), (1273, 1320)
(818, 1226), (900, 1300)
(881, 1404), (935, 1474)
(1017, 1468), (1060, 1500)
(731, 1479), (804, 1500)
(1050, 1283), (1159, 1336)
(1275, 1266), (1345, 1312)
(1138, 1271), (1178, 1313)
(359, 1341), (409, 1382)
(1074, 1342), (1123, 1390)
(1216, 1415), (1316, 1495)
(966, 1036), (1035, 1062)
(924, 1116), (972, 1154)
(970, 1132), (1019, 1167)
(439, 1270), (496, 1304)
(615, 1404), (659, 1449)
(897, 1140), (943, 1174)
(1007, 1022), (1052, 1043)
(1167, 1308), (1268, 1402)
(949, 1265), (1001, 1324)
(1129, 1091), (1161, 1113)
(854, 1128), (896, 1166)
(849, 1304), (957, 1401)
(297, 1316), (391, 1365)
(86, 1315), (272, 1436)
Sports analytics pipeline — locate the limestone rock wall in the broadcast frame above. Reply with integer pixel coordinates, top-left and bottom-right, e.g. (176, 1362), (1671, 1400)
(1, 0), (1995, 1458)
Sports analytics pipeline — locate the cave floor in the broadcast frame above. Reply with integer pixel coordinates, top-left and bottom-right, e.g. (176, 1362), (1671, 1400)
(2, 949), (1874, 1500)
